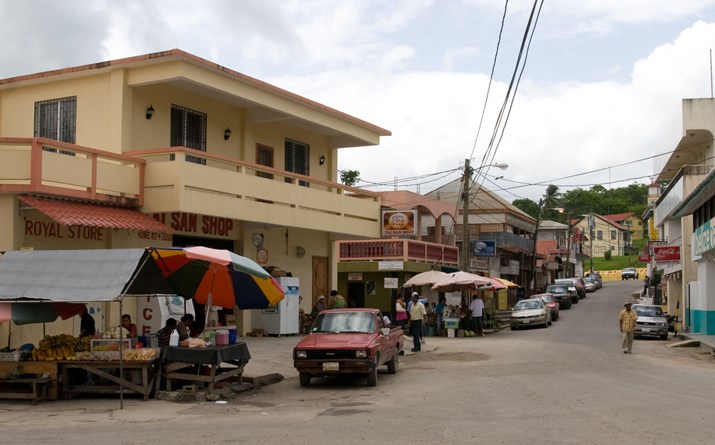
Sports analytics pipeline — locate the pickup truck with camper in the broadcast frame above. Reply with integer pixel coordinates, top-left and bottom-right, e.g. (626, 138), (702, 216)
(293, 308), (403, 387)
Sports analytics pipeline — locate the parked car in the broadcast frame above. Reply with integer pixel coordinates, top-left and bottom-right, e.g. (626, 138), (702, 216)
(555, 278), (585, 300)
(583, 276), (598, 292)
(586, 272), (603, 289)
(622, 267), (639, 280)
(293, 308), (403, 387)
(632, 304), (669, 340)
(545, 284), (573, 309)
(534, 293), (559, 321)
(510, 298), (550, 329)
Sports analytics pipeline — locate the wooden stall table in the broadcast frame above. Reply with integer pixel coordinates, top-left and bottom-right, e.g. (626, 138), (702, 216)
(58, 360), (157, 401)
(161, 343), (250, 394)
(0, 361), (58, 400)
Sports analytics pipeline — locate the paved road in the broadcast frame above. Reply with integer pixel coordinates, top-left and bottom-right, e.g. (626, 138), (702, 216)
(1, 280), (713, 444)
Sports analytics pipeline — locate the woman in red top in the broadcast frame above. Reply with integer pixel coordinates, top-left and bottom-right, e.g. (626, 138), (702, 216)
(121, 313), (138, 338)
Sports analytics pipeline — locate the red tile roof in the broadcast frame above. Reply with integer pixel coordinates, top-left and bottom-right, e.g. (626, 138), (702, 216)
(602, 212), (634, 223)
(19, 195), (173, 234)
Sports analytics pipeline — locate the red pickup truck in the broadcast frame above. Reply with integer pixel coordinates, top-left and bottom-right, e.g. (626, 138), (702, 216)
(293, 308), (404, 387)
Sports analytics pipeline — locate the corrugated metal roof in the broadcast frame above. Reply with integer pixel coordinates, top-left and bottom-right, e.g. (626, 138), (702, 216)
(19, 195), (172, 234)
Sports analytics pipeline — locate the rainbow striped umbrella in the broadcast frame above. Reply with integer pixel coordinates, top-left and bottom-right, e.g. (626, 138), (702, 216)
(149, 246), (285, 309)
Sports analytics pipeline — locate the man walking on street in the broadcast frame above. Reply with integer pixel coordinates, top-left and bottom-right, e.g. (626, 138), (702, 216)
(469, 295), (485, 337)
(409, 293), (426, 352)
(619, 300), (638, 353)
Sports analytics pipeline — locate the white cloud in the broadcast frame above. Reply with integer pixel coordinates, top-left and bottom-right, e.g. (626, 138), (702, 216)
(2, 1), (715, 204)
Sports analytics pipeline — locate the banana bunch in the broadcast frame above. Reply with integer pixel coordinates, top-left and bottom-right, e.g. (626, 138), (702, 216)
(32, 347), (76, 361)
(38, 334), (90, 352)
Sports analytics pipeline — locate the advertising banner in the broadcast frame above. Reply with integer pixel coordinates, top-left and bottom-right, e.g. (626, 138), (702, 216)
(382, 210), (416, 236)
(472, 240), (496, 257)
(653, 246), (680, 262)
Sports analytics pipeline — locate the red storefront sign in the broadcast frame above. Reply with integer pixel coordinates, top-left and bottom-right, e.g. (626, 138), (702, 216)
(638, 253), (651, 262)
(653, 246), (680, 262)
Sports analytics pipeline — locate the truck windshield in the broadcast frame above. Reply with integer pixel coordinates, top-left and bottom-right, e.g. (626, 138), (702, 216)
(312, 312), (376, 334)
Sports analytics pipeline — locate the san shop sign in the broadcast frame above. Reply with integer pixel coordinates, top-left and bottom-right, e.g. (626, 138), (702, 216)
(653, 246), (680, 262)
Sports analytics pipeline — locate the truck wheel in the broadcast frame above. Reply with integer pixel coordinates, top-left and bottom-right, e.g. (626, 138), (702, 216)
(387, 348), (399, 374)
(299, 372), (311, 387)
(367, 364), (378, 387)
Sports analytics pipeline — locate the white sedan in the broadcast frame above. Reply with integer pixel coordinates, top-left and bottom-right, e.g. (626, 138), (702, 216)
(510, 298), (550, 329)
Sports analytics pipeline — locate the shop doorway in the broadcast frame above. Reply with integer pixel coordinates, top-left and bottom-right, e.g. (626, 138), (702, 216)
(312, 256), (329, 307)
(347, 282), (365, 308)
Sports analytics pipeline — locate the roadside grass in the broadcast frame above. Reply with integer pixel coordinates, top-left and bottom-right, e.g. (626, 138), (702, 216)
(588, 238), (649, 272)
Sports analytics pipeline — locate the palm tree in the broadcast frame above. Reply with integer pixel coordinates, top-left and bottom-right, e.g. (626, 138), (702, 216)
(542, 184), (563, 220)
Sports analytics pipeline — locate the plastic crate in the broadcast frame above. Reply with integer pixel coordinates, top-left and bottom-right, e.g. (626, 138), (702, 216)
(0, 350), (30, 361)
(444, 318), (460, 329)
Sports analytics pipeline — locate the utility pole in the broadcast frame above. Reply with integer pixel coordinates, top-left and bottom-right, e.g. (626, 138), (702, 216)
(565, 213), (572, 278)
(461, 158), (472, 272)
(589, 212), (594, 274)
(529, 199), (544, 295)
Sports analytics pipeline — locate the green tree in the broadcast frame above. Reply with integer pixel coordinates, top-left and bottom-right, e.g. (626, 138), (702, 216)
(512, 198), (540, 218)
(340, 170), (360, 186)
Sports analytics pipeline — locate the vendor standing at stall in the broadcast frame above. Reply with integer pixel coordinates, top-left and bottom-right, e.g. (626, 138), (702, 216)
(79, 306), (96, 338)
(121, 314), (138, 338)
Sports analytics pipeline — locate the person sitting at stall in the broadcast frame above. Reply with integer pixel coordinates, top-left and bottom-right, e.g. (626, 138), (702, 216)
(177, 313), (194, 341)
(79, 306), (96, 338)
(157, 318), (177, 347)
(311, 295), (327, 317)
(121, 313), (138, 338)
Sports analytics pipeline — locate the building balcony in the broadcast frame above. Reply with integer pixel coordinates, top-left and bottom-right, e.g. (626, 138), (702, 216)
(480, 231), (533, 255)
(0, 137), (143, 206)
(0, 138), (382, 238)
(337, 239), (459, 266)
(129, 147), (381, 238)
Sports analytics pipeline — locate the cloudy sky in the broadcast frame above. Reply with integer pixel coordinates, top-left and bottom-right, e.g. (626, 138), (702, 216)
(2, 0), (715, 202)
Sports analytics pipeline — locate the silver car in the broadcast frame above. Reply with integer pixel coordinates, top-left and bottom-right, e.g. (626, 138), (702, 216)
(633, 304), (668, 340)
(510, 298), (550, 330)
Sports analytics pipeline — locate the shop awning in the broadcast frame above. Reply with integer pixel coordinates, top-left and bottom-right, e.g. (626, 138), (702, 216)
(19, 195), (173, 234)
(0, 248), (173, 302)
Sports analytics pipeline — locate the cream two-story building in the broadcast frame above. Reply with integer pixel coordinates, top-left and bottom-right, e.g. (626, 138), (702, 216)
(0, 49), (390, 342)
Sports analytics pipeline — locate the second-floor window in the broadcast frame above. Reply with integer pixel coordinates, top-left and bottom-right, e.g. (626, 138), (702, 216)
(35, 96), (76, 155)
(597, 230), (603, 241)
(171, 104), (207, 165)
(285, 138), (309, 186)
(611, 230), (617, 240)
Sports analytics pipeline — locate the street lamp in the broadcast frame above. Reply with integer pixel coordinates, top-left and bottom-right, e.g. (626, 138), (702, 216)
(460, 159), (508, 271)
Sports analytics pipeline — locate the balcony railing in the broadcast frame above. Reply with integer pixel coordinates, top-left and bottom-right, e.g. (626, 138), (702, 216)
(0, 137), (144, 205)
(337, 239), (459, 265)
(127, 147), (381, 236)
(480, 232), (533, 254)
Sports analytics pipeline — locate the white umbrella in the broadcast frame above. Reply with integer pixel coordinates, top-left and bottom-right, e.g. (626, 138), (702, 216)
(431, 271), (493, 293)
(403, 270), (449, 288)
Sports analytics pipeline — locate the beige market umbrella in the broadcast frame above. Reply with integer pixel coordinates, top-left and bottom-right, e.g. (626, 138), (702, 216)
(431, 271), (492, 293)
(403, 270), (449, 288)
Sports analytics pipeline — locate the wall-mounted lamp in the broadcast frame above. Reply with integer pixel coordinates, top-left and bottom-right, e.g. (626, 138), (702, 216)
(319, 155), (326, 165)
(295, 246), (306, 258)
(224, 128), (232, 141)
(145, 105), (155, 120)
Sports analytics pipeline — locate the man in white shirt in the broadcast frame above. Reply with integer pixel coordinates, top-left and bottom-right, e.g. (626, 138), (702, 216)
(409, 293), (427, 352)
(469, 295), (485, 337)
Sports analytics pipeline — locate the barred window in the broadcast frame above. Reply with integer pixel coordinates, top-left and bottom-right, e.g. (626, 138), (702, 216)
(171, 104), (207, 165)
(35, 96), (76, 155)
(285, 138), (309, 187)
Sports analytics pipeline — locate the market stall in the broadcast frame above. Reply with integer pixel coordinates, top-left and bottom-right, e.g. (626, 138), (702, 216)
(160, 343), (250, 395)
(0, 247), (284, 407)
